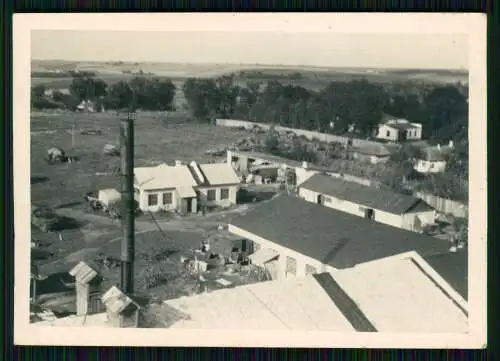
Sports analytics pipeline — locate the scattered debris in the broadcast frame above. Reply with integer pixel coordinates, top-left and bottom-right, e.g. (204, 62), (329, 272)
(215, 278), (233, 287)
(103, 144), (120, 156)
(80, 129), (103, 136)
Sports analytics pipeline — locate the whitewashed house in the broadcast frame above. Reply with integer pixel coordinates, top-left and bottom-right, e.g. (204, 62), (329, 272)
(414, 141), (454, 174)
(228, 195), (451, 281)
(133, 160), (241, 213)
(376, 114), (423, 142)
(298, 173), (436, 232)
(189, 161), (241, 209)
(134, 162), (199, 213)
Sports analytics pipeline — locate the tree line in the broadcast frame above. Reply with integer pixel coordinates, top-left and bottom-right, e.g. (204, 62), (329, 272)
(31, 74), (176, 112)
(182, 74), (468, 143)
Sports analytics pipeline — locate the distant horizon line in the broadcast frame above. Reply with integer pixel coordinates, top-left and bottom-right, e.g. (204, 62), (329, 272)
(31, 58), (469, 73)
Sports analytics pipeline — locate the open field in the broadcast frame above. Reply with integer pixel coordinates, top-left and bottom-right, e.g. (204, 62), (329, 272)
(31, 111), (248, 208)
(32, 60), (469, 95)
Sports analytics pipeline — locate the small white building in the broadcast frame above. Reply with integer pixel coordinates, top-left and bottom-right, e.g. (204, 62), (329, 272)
(190, 161), (241, 209)
(298, 173), (436, 232)
(134, 160), (241, 213)
(414, 142), (454, 174)
(134, 162), (199, 213)
(376, 114), (423, 142)
(351, 143), (400, 164)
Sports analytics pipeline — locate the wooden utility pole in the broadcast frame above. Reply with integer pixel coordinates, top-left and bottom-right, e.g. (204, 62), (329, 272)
(119, 113), (136, 295)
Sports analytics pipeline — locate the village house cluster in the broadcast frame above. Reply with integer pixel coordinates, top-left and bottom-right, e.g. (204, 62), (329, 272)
(35, 139), (468, 332)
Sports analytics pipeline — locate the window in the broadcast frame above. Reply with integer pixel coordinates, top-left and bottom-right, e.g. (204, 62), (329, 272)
(207, 189), (216, 201)
(163, 192), (173, 205)
(386, 130), (390, 137)
(220, 188), (229, 200)
(286, 256), (297, 277)
(148, 194), (158, 206)
(305, 264), (317, 275)
(430, 163), (435, 169)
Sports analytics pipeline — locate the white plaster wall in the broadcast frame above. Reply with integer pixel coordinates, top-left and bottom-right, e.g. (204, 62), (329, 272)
(138, 188), (180, 212)
(402, 210), (437, 231)
(414, 160), (447, 173)
(298, 188), (409, 230)
(197, 185), (239, 207)
(377, 125), (398, 141)
(229, 225), (327, 281)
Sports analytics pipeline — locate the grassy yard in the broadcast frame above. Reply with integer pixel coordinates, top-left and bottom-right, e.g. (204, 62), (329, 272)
(31, 110), (248, 208)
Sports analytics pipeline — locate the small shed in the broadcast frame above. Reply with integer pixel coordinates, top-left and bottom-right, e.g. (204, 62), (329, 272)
(68, 261), (103, 316)
(98, 188), (122, 208)
(101, 286), (142, 328)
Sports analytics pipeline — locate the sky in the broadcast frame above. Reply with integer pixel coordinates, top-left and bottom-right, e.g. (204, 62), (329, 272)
(31, 30), (468, 70)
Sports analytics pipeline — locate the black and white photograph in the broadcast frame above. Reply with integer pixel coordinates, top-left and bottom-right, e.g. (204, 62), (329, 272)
(13, 13), (486, 348)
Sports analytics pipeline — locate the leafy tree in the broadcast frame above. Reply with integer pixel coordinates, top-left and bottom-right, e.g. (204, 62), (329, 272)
(422, 85), (468, 140)
(31, 84), (46, 98)
(69, 75), (108, 102)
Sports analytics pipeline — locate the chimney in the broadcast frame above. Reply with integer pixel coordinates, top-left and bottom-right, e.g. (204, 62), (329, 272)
(449, 140), (454, 148)
(302, 161), (308, 169)
(175, 160), (183, 167)
(120, 116), (135, 295)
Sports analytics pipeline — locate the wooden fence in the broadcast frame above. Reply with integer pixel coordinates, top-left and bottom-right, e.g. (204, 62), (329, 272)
(413, 191), (468, 218)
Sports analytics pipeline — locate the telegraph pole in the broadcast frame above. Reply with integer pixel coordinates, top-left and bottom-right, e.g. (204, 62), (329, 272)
(120, 110), (136, 295)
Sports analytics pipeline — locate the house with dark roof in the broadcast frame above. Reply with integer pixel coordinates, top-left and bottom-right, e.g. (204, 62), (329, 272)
(298, 173), (436, 232)
(376, 114), (423, 142)
(351, 142), (401, 165)
(228, 194), (452, 281)
(414, 141), (454, 174)
(134, 160), (241, 213)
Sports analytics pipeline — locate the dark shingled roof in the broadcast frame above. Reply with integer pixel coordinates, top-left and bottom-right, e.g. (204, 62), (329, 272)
(299, 173), (433, 215)
(230, 195), (451, 269)
(422, 250), (468, 300)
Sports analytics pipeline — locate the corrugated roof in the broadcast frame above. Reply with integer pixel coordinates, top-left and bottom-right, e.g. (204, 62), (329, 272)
(332, 255), (469, 333)
(230, 195), (450, 269)
(134, 163), (198, 191)
(101, 286), (137, 314)
(197, 163), (241, 186)
(164, 276), (357, 331)
(423, 250), (468, 300)
(299, 173), (431, 214)
(68, 261), (99, 284)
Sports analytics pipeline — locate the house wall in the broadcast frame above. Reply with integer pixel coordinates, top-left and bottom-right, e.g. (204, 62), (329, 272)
(402, 210), (437, 232)
(229, 225), (332, 281)
(376, 125), (399, 141)
(406, 126), (422, 140)
(137, 187), (181, 212)
(414, 159), (447, 174)
(298, 188), (406, 230)
(197, 184), (239, 208)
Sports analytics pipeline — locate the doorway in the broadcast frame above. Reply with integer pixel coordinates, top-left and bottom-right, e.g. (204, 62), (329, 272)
(364, 208), (374, 220)
(316, 194), (323, 205)
(186, 198), (193, 213)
